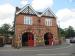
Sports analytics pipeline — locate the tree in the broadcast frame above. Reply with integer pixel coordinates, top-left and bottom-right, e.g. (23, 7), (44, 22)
(0, 24), (14, 37)
(0, 24), (10, 37)
(58, 26), (75, 39)
(65, 26), (75, 38)
(58, 28), (66, 37)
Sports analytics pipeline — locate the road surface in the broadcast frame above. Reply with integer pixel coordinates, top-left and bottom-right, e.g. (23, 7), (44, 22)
(0, 44), (75, 56)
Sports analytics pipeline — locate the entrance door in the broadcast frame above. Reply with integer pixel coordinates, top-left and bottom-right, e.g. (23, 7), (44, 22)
(22, 32), (34, 47)
(48, 34), (53, 45)
(44, 33), (53, 45)
(44, 33), (49, 45)
(28, 33), (34, 47)
(22, 33), (28, 46)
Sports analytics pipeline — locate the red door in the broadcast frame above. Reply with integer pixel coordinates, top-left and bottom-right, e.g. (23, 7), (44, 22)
(48, 34), (53, 45)
(28, 33), (34, 47)
(48, 38), (53, 45)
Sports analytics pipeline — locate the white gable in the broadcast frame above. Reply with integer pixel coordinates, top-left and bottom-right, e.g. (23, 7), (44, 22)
(41, 8), (55, 17)
(21, 6), (36, 14)
(16, 4), (56, 18)
(16, 4), (38, 15)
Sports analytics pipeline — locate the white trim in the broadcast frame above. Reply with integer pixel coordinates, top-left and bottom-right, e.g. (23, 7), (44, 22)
(16, 4), (56, 18)
(48, 8), (57, 18)
(41, 8), (57, 18)
(45, 18), (52, 26)
(16, 4), (38, 15)
(16, 4), (28, 15)
(24, 16), (32, 25)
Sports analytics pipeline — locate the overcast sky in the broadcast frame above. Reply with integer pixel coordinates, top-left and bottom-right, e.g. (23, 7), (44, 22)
(0, 0), (75, 29)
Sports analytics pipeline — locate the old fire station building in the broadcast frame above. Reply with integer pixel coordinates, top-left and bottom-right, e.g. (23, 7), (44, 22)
(13, 4), (59, 47)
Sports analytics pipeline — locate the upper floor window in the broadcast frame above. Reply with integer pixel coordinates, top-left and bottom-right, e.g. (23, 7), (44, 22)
(45, 18), (52, 26)
(24, 16), (32, 25)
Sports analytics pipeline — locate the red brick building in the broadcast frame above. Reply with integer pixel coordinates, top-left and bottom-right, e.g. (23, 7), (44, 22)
(13, 4), (59, 47)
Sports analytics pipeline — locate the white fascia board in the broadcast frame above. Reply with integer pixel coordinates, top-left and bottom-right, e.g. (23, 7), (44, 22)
(48, 8), (57, 18)
(16, 4), (38, 16)
(41, 8), (57, 18)
(40, 8), (48, 17)
(29, 5), (38, 16)
(16, 4), (29, 15)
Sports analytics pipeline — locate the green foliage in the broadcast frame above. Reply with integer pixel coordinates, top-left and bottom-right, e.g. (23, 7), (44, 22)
(0, 24), (14, 37)
(59, 26), (75, 39)
(59, 28), (65, 37)
(65, 26), (75, 38)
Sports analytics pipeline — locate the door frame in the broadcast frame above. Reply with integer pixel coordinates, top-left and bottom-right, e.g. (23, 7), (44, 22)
(44, 32), (53, 45)
(22, 32), (34, 47)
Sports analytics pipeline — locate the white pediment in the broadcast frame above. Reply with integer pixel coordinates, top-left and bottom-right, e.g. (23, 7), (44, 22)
(41, 8), (55, 17)
(16, 4), (56, 18)
(16, 4), (38, 15)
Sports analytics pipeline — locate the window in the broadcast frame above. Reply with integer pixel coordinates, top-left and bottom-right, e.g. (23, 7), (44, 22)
(24, 16), (32, 25)
(45, 18), (52, 26)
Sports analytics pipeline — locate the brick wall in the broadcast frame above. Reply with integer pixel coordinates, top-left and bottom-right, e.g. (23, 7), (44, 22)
(14, 14), (59, 47)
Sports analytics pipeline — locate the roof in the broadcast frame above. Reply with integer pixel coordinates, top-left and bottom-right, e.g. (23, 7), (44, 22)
(16, 4), (56, 18)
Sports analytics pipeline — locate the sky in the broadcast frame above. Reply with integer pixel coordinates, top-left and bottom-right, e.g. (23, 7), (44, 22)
(0, 0), (75, 29)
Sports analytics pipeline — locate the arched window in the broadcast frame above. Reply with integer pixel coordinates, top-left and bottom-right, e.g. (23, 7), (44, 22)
(24, 16), (32, 25)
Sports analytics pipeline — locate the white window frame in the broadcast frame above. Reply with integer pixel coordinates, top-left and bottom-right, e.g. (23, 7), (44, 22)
(24, 16), (32, 25)
(45, 18), (51, 26)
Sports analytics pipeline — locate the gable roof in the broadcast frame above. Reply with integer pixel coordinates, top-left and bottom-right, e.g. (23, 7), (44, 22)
(41, 8), (56, 17)
(16, 4), (56, 18)
(16, 4), (38, 15)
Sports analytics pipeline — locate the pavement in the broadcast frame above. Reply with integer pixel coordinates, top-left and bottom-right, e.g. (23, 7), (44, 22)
(0, 43), (75, 56)
(0, 43), (70, 51)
